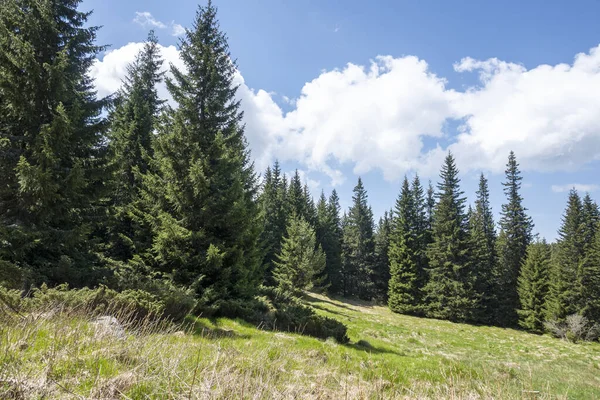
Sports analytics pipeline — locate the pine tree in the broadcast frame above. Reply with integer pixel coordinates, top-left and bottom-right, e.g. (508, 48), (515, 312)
(0, 0), (108, 287)
(105, 31), (164, 263)
(496, 151), (533, 326)
(148, 1), (261, 303)
(469, 174), (498, 324)
(388, 177), (420, 314)
(580, 227), (600, 324)
(342, 178), (376, 299)
(546, 189), (585, 321)
(373, 211), (392, 300)
(326, 189), (344, 294)
(422, 153), (476, 322)
(517, 238), (551, 333)
(259, 161), (288, 285)
(273, 215), (326, 296)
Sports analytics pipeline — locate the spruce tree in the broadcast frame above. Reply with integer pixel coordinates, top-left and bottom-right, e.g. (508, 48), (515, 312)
(259, 161), (288, 285)
(326, 189), (344, 294)
(0, 0), (108, 287)
(273, 214), (326, 296)
(303, 183), (317, 227)
(287, 170), (307, 222)
(412, 175), (430, 291)
(582, 194), (600, 253)
(342, 178), (376, 299)
(517, 238), (551, 333)
(469, 174), (498, 324)
(148, 1), (261, 303)
(423, 153), (476, 322)
(373, 211), (392, 300)
(426, 181), (436, 231)
(580, 227), (600, 324)
(388, 177), (420, 314)
(105, 32), (164, 264)
(546, 189), (585, 321)
(496, 151), (533, 326)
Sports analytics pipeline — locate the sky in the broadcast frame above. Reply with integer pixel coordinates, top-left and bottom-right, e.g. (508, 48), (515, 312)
(83, 0), (600, 241)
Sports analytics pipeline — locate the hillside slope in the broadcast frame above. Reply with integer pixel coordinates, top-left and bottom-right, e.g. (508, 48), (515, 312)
(2, 293), (600, 399)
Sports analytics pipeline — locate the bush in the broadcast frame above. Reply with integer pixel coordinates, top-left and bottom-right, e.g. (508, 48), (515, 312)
(544, 314), (600, 342)
(212, 287), (349, 343)
(0, 283), (193, 322)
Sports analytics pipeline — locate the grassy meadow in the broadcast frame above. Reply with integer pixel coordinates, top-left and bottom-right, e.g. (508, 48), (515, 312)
(2, 292), (600, 399)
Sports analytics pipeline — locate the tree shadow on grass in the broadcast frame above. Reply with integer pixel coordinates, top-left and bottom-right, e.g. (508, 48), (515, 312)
(309, 303), (350, 319)
(303, 293), (359, 311)
(186, 318), (252, 340)
(346, 340), (404, 356)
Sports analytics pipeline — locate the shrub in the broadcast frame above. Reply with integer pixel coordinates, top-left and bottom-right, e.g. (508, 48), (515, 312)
(212, 287), (349, 343)
(1, 283), (193, 322)
(544, 314), (600, 342)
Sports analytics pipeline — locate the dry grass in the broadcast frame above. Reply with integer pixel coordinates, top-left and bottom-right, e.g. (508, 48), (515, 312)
(1, 293), (600, 399)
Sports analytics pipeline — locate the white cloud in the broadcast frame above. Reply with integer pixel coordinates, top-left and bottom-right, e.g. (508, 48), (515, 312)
(551, 184), (599, 193)
(171, 23), (185, 37)
(133, 12), (167, 29)
(91, 41), (600, 184)
(449, 47), (600, 173)
(90, 42), (184, 102)
(133, 12), (185, 37)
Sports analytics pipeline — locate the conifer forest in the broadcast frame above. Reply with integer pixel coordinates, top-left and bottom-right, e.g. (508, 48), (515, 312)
(2, 4), (600, 396)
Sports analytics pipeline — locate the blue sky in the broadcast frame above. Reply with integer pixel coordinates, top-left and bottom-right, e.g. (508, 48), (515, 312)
(84, 0), (600, 241)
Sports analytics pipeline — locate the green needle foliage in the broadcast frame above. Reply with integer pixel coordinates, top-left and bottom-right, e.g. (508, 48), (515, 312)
(423, 153), (476, 322)
(496, 151), (534, 326)
(518, 239), (551, 333)
(273, 214), (326, 296)
(147, 1), (261, 306)
(0, 0), (108, 288)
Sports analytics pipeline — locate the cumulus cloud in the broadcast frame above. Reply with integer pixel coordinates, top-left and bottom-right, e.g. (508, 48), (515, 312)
(171, 24), (186, 37)
(133, 12), (167, 29)
(90, 41), (600, 184)
(449, 47), (600, 173)
(551, 184), (599, 193)
(90, 42), (183, 102)
(133, 11), (185, 37)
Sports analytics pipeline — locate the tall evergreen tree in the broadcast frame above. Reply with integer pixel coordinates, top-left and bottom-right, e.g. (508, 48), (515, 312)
(426, 181), (436, 231)
(287, 170), (306, 222)
(546, 189), (585, 321)
(579, 227), (600, 324)
(341, 178), (375, 299)
(259, 161), (288, 285)
(582, 194), (600, 253)
(412, 175), (430, 291)
(422, 153), (476, 322)
(388, 177), (421, 314)
(0, 0), (108, 287)
(469, 174), (498, 324)
(496, 151), (533, 326)
(326, 189), (344, 294)
(517, 238), (551, 333)
(105, 31), (164, 263)
(373, 210), (392, 300)
(147, 1), (261, 304)
(303, 183), (317, 227)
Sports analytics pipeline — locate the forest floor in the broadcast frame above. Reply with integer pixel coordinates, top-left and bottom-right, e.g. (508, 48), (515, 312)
(2, 292), (600, 399)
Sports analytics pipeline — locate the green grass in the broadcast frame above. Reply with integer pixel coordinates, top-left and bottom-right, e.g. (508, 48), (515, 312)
(2, 293), (600, 399)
